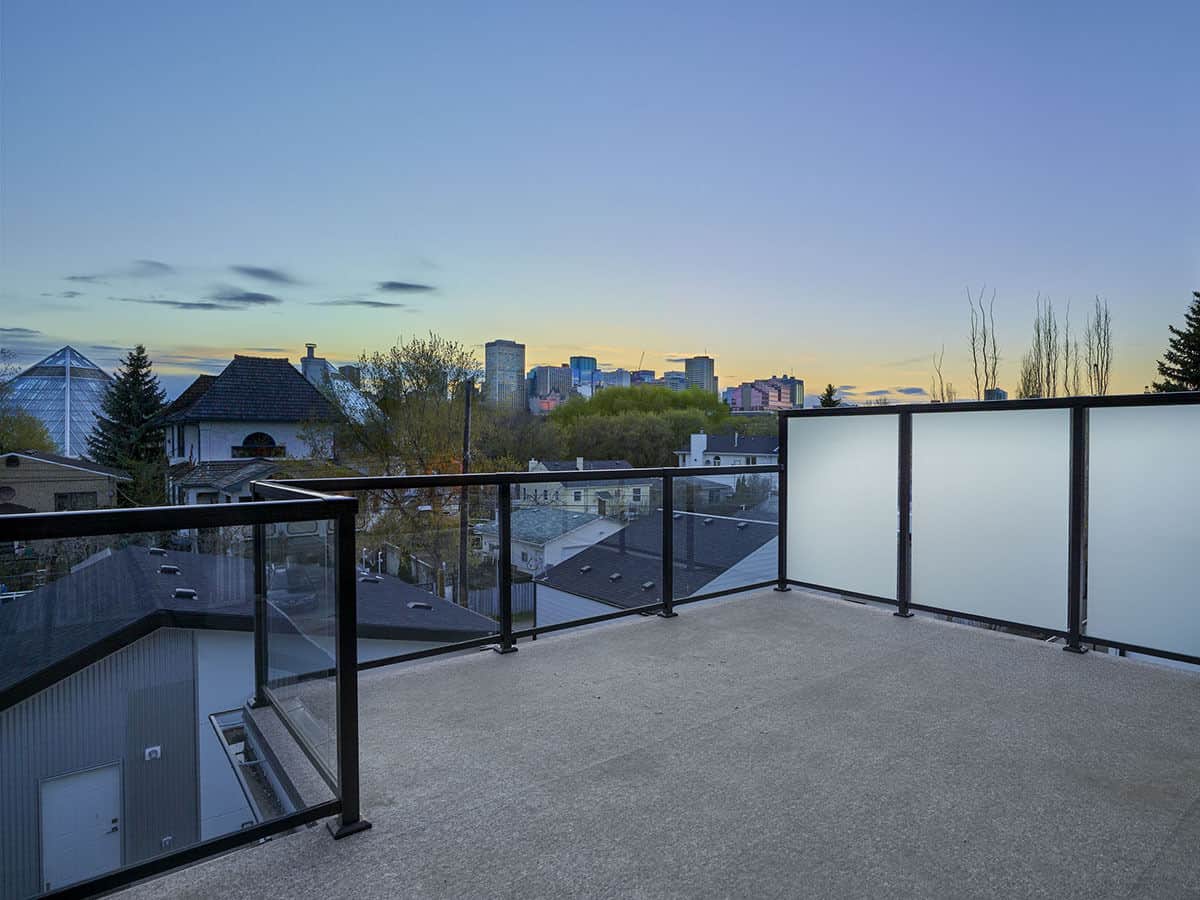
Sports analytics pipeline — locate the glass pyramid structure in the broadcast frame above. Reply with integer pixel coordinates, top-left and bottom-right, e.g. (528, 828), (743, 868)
(1, 346), (113, 458)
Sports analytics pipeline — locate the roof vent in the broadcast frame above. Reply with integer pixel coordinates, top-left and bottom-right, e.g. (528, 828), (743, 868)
(158, 564), (181, 575)
(406, 601), (433, 611)
(359, 575), (381, 583)
(736, 521), (748, 530)
(172, 588), (197, 600)
(702, 517), (714, 525)
(609, 572), (622, 582)
(579, 564), (592, 573)
(149, 547), (168, 557)
(641, 581), (655, 591)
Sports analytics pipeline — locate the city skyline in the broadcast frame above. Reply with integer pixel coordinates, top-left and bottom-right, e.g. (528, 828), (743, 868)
(2, 2), (1197, 400)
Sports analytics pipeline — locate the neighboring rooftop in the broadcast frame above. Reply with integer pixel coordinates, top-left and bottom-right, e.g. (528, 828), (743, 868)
(164, 356), (339, 423)
(534, 459), (634, 472)
(0, 545), (495, 703)
(1, 450), (130, 480)
(539, 510), (776, 608)
(475, 507), (603, 546)
(679, 432), (779, 456)
(116, 588), (1200, 900)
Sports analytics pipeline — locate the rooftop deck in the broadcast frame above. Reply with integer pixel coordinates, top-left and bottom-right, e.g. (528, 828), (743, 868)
(121, 587), (1200, 899)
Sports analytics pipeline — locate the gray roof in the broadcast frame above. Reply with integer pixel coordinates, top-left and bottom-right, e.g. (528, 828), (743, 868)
(539, 510), (776, 609)
(1, 450), (131, 480)
(164, 356), (339, 424)
(537, 459), (634, 472)
(476, 507), (601, 546)
(0, 545), (496, 705)
(676, 433), (779, 455)
(173, 459), (277, 491)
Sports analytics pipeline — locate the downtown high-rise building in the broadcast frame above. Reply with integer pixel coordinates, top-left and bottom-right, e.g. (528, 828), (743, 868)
(485, 339), (527, 409)
(684, 355), (718, 394)
(569, 356), (598, 390)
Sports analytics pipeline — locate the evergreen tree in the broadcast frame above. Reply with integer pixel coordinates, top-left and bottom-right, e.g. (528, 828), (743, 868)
(818, 384), (842, 407)
(1152, 292), (1200, 392)
(88, 345), (167, 504)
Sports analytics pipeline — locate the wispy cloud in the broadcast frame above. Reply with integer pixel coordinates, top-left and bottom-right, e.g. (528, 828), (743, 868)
(247, 346), (287, 352)
(65, 259), (173, 284)
(896, 386), (928, 396)
(65, 274), (106, 284)
(377, 281), (435, 293)
(836, 385), (858, 392)
(230, 265), (299, 285)
(209, 286), (283, 306)
(0, 327), (42, 336)
(314, 299), (410, 309)
(117, 298), (229, 311)
(863, 389), (890, 396)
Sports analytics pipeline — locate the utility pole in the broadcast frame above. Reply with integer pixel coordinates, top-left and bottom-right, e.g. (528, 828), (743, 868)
(457, 377), (473, 607)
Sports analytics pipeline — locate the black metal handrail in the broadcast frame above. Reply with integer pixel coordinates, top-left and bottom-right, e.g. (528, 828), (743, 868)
(0, 491), (369, 900)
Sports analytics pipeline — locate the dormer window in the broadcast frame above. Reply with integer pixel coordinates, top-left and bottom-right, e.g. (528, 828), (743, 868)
(232, 431), (285, 458)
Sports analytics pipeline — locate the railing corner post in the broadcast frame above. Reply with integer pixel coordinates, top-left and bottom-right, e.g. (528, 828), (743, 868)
(658, 471), (678, 617)
(250, 520), (269, 707)
(329, 500), (372, 839)
(774, 413), (791, 592)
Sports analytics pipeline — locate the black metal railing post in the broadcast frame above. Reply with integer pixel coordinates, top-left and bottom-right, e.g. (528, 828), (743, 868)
(775, 411), (790, 591)
(250, 522), (269, 706)
(895, 411), (914, 618)
(659, 471), (677, 617)
(1064, 405), (1089, 653)
(494, 483), (518, 653)
(330, 503), (372, 838)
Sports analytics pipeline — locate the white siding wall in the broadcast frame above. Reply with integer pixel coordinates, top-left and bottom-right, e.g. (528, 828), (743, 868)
(197, 421), (317, 461)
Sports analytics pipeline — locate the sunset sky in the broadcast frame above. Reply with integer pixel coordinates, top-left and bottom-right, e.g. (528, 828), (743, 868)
(2, 1), (1197, 400)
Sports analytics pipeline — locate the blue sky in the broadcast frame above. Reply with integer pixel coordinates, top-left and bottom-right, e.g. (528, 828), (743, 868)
(1, 0), (1197, 399)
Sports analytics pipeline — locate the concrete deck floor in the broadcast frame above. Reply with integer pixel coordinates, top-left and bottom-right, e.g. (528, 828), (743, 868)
(122, 588), (1200, 899)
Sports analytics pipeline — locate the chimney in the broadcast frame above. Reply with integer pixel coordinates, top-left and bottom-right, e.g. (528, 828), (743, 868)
(576, 456), (584, 471)
(306, 343), (316, 359)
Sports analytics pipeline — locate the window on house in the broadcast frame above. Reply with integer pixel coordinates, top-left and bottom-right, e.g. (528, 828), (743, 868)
(520, 550), (528, 562)
(713, 455), (722, 466)
(632, 487), (642, 501)
(54, 491), (97, 511)
(196, 492), (219, 505)
(748, 456), (757, 464)
(542, 489), (548, 501)
(232, 431), (285, 458)
(573, 491), (582, 502)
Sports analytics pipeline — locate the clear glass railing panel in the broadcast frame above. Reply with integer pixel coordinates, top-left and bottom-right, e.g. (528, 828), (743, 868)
(786, 414), (899, 598)
(348, 485), (501, 661)
(911, 408), (1069, 630)
(1085, 404), (1200, 657)
(521, 475), (664, 628)
(263, 517), (339, 788)
(672, 472), (778, 600)
(0, 526), (327, 900)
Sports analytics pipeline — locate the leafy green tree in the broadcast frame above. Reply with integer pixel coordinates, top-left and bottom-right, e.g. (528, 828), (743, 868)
(550, 385), (729, 427)
(818, 384), (842, 407)
(87, 345), (167, 504)
(1152, 292), (1200, 392)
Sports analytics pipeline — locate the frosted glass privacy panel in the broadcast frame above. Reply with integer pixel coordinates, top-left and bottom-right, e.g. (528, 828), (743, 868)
(911, 409), (1069, 630)
(1086, 404), (1200, 658)
(787, 415), (898, 599)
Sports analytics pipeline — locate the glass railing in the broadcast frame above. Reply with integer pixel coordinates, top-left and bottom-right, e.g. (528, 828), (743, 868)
(782, 391), (1200, 662)
(0, 493), (365, 899)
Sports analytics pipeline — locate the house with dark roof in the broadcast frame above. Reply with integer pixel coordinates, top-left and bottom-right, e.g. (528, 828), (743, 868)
(0, 450), (131, 513)
(524, 458), (654, 519)
(675, 431), (779, 468)
(161, 355), (348, 504)
(474, 506), (624, 576)
(533, 508), (778, 626)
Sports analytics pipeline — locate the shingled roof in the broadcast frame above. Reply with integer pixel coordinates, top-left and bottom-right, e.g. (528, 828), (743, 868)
(159, 374), (217, 421)
(0, 545), (496, 707)
(538, 510), (776, 609)
(164, 356), (339, 424)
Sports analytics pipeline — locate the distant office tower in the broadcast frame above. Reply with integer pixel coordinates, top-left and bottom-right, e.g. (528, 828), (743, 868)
(485, 339), (527, 409)
(631, 369), (656, 385)
(984, 387), (1008, 401)
(599, 369), (631, 388)
(726, 376), (804, 411)
(684, 356), (718, 393)
(532, 364), (573, 398)
(662, 371), (688, 392)
(569, 356), (598, 390)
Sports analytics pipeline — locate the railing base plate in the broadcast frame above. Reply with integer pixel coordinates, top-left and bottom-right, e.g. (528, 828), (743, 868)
(773, 586), (791, 593)
(493, 645), (519, 655)
(1062, 644), (1089, 655)
(328, 819), (372, 840)
(893, 611), (915, 618)
(657, 610), (678, 618)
